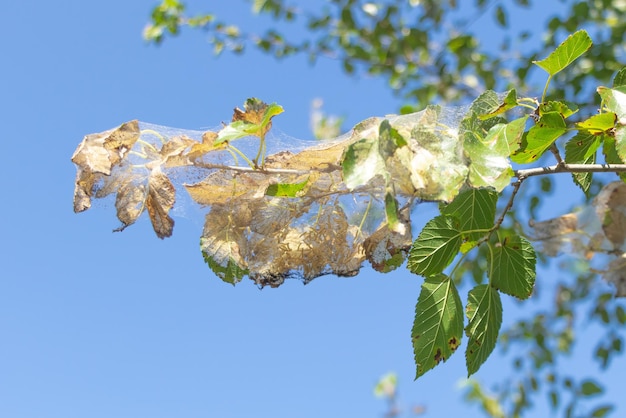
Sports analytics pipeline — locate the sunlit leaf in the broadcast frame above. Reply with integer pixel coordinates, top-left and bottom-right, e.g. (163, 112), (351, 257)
(408, 215), (462, 277)
(511, 112), (566, 164)
(412, 274), (464, 378)
(342, 136), (385, 189)
(576, 113), (617, 134)
(464, 122), (515, 191)
(490, 234), (536, 299)
(145, 170), (176, 239)
(71, 120), (140, 212)
(533, 30), (592, 76)
(465, 284), (502, 376)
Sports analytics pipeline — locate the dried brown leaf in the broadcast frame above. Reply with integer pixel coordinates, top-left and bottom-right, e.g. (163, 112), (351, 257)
(146, 170), (176, 239)
(603, 254), (626, 297)
(159, 135), (197, 168)
(115, 181), (146, 229)
(71, 120), (140, 212)
(594, 181), (626, 249)
(185, 171), (270, 206)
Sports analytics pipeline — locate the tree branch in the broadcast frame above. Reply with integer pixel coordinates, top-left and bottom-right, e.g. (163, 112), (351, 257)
(515, 164), (626, 179)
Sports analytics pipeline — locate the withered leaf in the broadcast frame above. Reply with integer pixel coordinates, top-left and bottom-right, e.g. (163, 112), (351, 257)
(71, 120), (140, 212)
(232, 98), (269, 125)
(146, 170), (176, 239)
(159, 135), (197, 168)
(603, 255), (626, 297)
(364, 221), (412, 273)
(594, 181), (626, 250)
(185, 171), (270, 206)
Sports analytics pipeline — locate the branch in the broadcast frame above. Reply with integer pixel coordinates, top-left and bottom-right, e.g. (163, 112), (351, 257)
(515, 164), (626, 179)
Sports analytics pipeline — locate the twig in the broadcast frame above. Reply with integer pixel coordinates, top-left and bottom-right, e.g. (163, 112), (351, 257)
(549, 143), (564, 165)
(492, 179), (523, 232)
(515, 163), (626, 179)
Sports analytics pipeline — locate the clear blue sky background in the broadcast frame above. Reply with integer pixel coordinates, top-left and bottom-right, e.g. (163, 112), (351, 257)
(1, 1), (624, 417)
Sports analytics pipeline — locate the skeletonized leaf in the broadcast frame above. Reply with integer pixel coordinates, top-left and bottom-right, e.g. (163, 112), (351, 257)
(201, 204), (250, 285)
(364, 220), (412, 273)
(408, 215), (462, 277)
(533, 30), (592, 76)
(465, 284), (502, 376)
(490, 234), (536, 299)
(412, 274), (464, 378)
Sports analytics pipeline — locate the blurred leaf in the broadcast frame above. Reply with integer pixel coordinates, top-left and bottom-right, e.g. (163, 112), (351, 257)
(580, 379), (604, 396)
(591, 405), (614, 417)
(613, 67), (626, 88)
(412, 274), (464, 378)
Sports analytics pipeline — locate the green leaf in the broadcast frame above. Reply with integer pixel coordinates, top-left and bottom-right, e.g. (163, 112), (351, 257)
(580, 379), (604, 396)
(511, 112), (566, 164)
(613, 67), (626, 87)
(412, 274), (464, 378)
(464, 123), (514, 191)
(465, 284), (502, 376)
(533, 30), (592, 76)
(565, 131), (602, 194)
(215, 120), (260, 144)
(408, 215), (462, 277)
(591, 405), (614, 418)
(576, 113), (617, 134)
(203, 253), (248, 285)
(265, 178), (309, 197)
(489, 234), (536, 299)
(442, 188), (498, 241)
(260, 103), (285, 127)
(384, 191), (402, 233)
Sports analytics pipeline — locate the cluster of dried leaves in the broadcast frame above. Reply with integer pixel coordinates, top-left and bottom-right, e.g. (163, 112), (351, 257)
(530, 181), (626, 296)
(72, 101), (422, 286)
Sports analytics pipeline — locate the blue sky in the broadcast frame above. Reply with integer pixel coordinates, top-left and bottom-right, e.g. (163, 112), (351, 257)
(1, 1), (625, 417)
